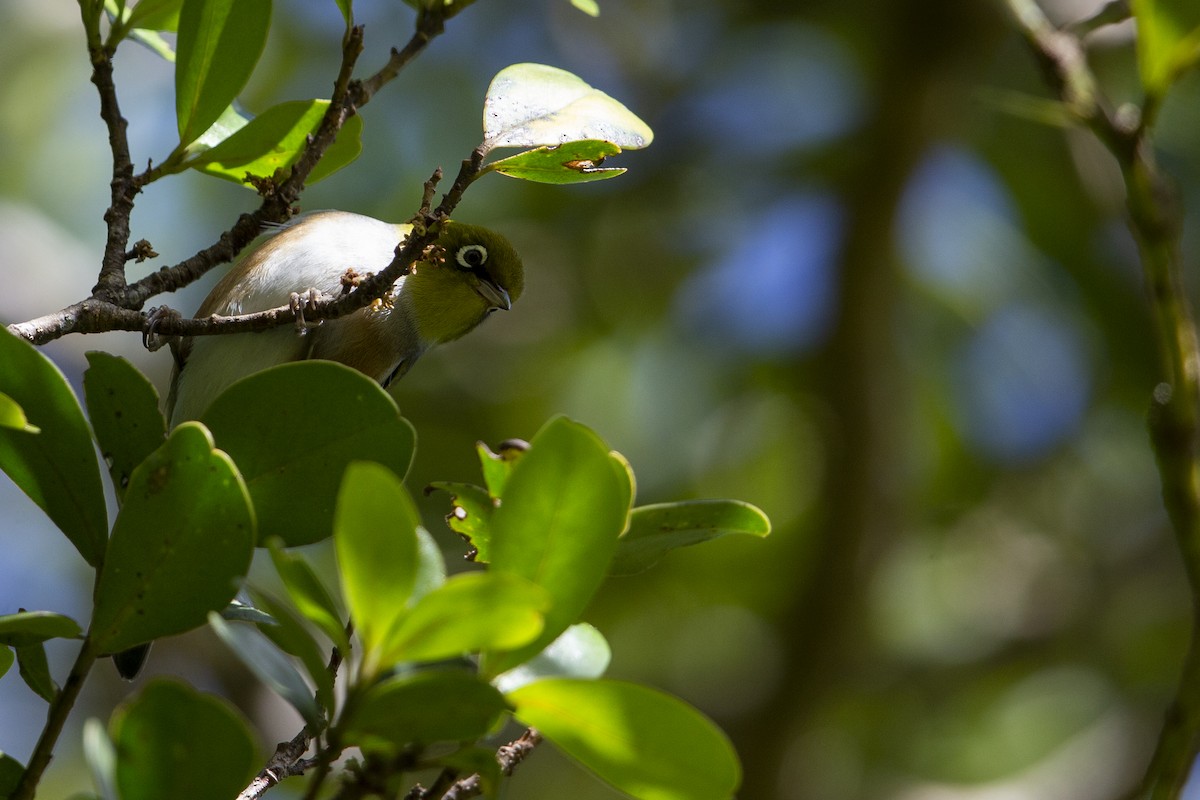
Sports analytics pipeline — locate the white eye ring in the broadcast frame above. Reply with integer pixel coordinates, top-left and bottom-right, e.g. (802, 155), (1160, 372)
(456, 244), (488, 270)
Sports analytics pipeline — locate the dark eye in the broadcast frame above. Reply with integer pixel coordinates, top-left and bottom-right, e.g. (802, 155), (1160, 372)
(455, 244), (488, 270)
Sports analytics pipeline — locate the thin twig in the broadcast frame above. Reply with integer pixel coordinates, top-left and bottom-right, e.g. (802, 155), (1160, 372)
(1066, 0), (1131, 37)
(240, 623), (352, 800)
(10, 640), (101, 800)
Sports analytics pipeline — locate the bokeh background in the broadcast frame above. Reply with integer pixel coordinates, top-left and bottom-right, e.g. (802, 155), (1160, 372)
(3, 0), (1200, 797)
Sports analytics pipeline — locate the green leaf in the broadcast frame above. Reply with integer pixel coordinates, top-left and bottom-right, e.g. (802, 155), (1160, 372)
(127, 0), (182, 30)
(0, 611), (82, 647)
(1133, 0), (1200, 95)
(209, 613), (322, 726)
(111, 680), (256, 800)
(252, 591), (335, 718)
(483, 63), (653, 153)
(202, 362), (416, 546)
(486, 140), (627, 184)
(184, 103), (251, 157)
(15, 642), (55, 702)
(413, 526), (447, 601)
(175, 0), (272, 145)
(493, 623), (610, 694)
(0, 392), (38, 433)
(0, 752), (24, 798)
(509, 679), (740, 800)
(267, 540), (349, 655)
(380, 572), (547, 666)
(185, 99), (363, 186)
(334, 0), (353, 28)
(0, 326), (108, 567)
(478, 439), (524, 498)
(428, 481), (495, 561)
(221, 598), (276, 625)
(345, 670), (510, 750)
(570, 0), (600, 15)
(0, 647), (13, 680)
(83, 352), (168, 503)
(611, 500), (771, 575)
(90, 423), (255, 654)
(334, 461), (420, 674)
(130, 28), (177, 61)
(83, 718), (118, 800)
(484, 417), (631, 675)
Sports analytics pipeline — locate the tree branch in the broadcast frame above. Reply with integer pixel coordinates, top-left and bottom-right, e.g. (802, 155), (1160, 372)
(86, 32), (139, 303)
(9, 4), (466, 346)
(10, 639), (101, 800)
(1005, 1), (1200, 797)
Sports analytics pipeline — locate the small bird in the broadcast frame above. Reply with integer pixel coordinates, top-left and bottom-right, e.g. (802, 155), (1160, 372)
(166, 210), (524, 426)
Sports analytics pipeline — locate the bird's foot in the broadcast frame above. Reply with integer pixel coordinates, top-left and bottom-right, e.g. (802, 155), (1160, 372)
(144, 306), (186, 369)
(143, 306), (181, 352)
(289, 288), (324, 335)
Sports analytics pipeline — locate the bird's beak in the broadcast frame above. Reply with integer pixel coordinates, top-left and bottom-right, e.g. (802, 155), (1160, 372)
(474, 277), (512, 311)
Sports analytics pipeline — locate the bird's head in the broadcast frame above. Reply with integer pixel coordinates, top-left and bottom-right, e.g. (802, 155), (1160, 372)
(403, 222), (525, 345)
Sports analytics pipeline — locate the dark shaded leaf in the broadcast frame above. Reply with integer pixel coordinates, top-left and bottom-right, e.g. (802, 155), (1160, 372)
(0, 327), (107, 567)
(201, 362), (416, 546)
(110, 680), (257, 800)
(83, 352), (167, 503)
(90, 423), (255, 653)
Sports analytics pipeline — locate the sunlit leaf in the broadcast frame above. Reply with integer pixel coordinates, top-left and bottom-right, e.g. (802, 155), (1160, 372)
(267, 539), (349, 655)
(493, 623), (611, 694)
(486, 140), (627, 184)
(611, 500), (771, 575)
(184, 103), (251, 157)
(334, 461), (420, 674)
(0, 611), (82, 647)
(483, 417), (631, 675)
(83, 352), (168, 503)
(509, 679), (740, 800)
(482, 63), (653, 152)
(380, 572), (547, 665)
(175, 0), (271, 144)
(128, 0), (182, 31)
(0, 392), (38, 433)
(478, 439), (524, 498)
(186, 99), (363, 186)
(0, 327), (108, 567)
(202, 362), (416, 547)
(427, 481), (494, 561)
(129, 28), (177, 61)
(570, 0), (600, 16)
(110, 680), (256, 800)
(1133, 0), (1200, 95)
(90, 423), (255, 654)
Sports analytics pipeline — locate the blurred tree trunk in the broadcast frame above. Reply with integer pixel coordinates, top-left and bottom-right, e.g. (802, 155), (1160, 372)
(732, 2), (1000, 797)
